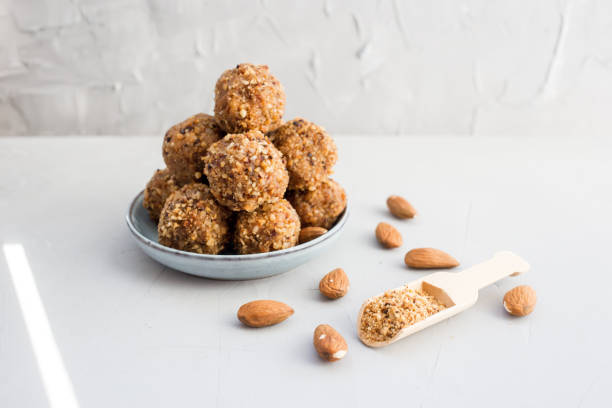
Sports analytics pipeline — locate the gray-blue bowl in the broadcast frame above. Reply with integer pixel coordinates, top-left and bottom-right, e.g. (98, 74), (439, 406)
(125, 191), (349, 280)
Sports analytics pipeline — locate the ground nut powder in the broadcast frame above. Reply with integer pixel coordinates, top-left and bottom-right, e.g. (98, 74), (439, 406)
(360, 287), (447, 343)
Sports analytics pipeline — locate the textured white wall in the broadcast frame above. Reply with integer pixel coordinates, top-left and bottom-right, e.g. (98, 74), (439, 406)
(1, 0), (611, 136)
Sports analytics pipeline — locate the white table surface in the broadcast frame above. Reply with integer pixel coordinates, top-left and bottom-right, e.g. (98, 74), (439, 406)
(1, 135), (611, 408)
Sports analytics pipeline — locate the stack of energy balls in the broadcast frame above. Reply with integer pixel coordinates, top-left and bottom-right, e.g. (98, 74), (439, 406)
(143, 63), (347, 255)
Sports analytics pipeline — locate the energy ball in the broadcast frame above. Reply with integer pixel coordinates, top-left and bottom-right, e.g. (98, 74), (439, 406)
(214, 63), (285, 134)
(158, 183), (232, 254)
(234, 199), (300, 254)
(203, 130), (289, 212)
(287, 178), (346, 229)
(268, 118), (338, 191)
(143, 168), (181, 222)
(162, 113), (224, 184)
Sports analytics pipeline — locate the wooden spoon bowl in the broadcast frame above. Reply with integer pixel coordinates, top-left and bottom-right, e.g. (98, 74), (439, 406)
(358, 251), (530, 347)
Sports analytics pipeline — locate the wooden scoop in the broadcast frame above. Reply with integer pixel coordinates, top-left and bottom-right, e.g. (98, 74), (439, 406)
(357, 251), (530, 347)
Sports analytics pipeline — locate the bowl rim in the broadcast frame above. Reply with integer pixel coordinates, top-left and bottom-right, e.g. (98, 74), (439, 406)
(125, 190), (349, 262)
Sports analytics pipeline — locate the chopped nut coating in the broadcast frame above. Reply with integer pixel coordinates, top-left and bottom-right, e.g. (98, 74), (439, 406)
(143, 168), (181, 222)
(158, 184), (232, 254)
(268, 118), (337, 190)
(234, 199), (300, 254)
(214, 63), (285, 134)
(287, 178), (346, 229)
(203, 130), (289, 212)
(163, 113), (223, 184)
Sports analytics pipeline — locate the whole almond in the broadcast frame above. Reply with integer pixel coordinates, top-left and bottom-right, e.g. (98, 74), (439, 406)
(237, 300), (294, 327)
(375, 222), (403, 248)
(387, 195), (417, 219)
(404, 248), (459, 269)
(503, 285), (537, 316)
(319, 268), (350, 299)
(313, 324), (348, 362)
(299, 227), (328, 244)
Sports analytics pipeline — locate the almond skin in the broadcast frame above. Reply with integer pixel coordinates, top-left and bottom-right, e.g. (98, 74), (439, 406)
(299, 227), (328, 244)
(387, 195), (417, 219)
(313, 324), (348, 362)
(375, 222), (403, 248)
(503, 285), (537, 316)
(404, 248), (459, 269)
(319, 268), (350, 299)
(237, 300), (294, 327)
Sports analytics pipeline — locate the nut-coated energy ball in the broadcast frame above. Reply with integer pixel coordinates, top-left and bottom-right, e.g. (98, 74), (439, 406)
(203, 130), (289, 212)
(234, 199), (300, 254)
(287, 178), (346, 229)
(214, 63), (285, 134)
(162, 113), (224, 184)
(268, 118), (337, 191)
(143, 168), (181, 222)
(158, 184), (232, 254)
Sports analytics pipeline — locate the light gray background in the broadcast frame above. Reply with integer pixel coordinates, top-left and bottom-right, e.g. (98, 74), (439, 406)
(2, 0), (612, 137)
(2, 135), (611, 407)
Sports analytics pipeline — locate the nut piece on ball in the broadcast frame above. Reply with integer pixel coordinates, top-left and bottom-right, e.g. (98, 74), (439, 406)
(158, 184), (232, 254)
(287, 178), (346, 229)
(234, 199), (300, 254)
(214, 63), (285, 134)
(267, 118), (338, 191)
(162, 113), (224, 184)
(143, 168), (181, 222)
(503, 285), (537, 316)
(203, 130), (289, 212)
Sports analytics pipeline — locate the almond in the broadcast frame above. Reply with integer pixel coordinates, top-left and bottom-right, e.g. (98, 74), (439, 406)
(387, 195), (417, 219)
(237, 300), (294, 327)
(404, 248), (459, 269)
(313, 324), (348, 362)
(503, 285), (537, 316)
(299, 226), (327, 244)
(375, 222), (403, 248)
(319, 268), (350, 299)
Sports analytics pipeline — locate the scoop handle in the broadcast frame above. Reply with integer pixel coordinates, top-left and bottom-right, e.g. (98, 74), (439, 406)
(458, 251), (530, 290)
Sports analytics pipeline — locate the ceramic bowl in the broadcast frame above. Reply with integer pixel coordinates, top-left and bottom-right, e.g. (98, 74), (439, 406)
(125, 191), (349, 280)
